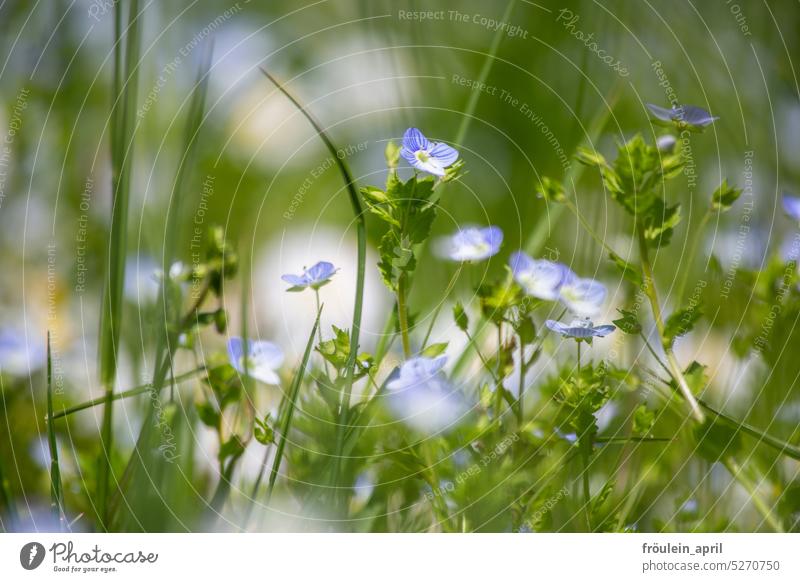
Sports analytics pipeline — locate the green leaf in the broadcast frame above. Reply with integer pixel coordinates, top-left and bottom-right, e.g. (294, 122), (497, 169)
(711, 179), (743, 212)
(453, 301), (469, 332)
(254, 414), (275, 445)
(317, 325), (352, 370)
(196, 402), (220, 429)
(694, 417), (742, 462)
(575, 147), (609, 168)
(421, 342), (448, 358)
(663, 305), (702, 347)
(642, 200), (682, 247)
(218, 435), (246, 463)
(609, 252), (643, 287)
(384, 140), (400, 169)
(535, 176), (566, 203)
(612, 308), (642, 335)
(632, 404), (655, 436)
(683, 361), (708, 394)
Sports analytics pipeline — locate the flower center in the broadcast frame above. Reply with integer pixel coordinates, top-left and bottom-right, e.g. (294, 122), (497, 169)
(415, 150), (431, 164)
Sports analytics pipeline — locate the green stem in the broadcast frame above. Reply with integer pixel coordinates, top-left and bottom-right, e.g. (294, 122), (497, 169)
(516, 335), (526, 425)
(636, 223), (705, 423)
(46, 333), (65, 530)
(48, 366), (207, 421)
(97, 0), (141, 528)
(675, 209), (712, 301)
(265, 309), (320, 506)
(721, 456), (784, 532)
(397, 274), (412, 358)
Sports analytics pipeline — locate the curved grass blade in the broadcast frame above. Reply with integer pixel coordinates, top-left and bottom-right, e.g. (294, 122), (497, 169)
(47, 332), (65, 531)
(264, 306), (322, 506)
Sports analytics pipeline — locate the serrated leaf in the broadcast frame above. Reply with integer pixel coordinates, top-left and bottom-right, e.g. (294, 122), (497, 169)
(663, 305), (702, 347)
(254, 414), (275, 445)
(633, 404), (655, 436)
(711, 179), (742, 212)
(609, 252), (643, 287)
(642, 200), (682, 247)
(612, 308), (642, 335)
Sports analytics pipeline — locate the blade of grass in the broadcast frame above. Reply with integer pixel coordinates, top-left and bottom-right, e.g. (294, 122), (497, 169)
(48, 366), (208, 421)
(0, 375), (18, 528)
(259, 68), (366, 513)
(97, 0), (141, 528)
(264, 307), (321, 506)
(46, 332), (65, 531)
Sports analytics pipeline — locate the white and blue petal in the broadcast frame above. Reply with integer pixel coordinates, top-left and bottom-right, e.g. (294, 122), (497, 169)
(386, 356), (466, 433)
(439, 226), (502, 261)
(509, 251), (572, 301)
(281, 261), (338, 291)
(647, 103), (718, 128)
(399, 127), (459, 177)
(227, 337), (284, 385)
(558, 276), (607, 317)
(545, 319), (615, 339)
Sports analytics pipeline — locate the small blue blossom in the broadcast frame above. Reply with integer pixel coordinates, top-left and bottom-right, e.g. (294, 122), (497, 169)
(439, 226), (503, 261)
(227, 337), (284, 385)
(400, 127), (459, 177)
(0, 328), (46, 375)
(386, 356), (466, 433)
(782, 192), (800, 222)
(646, 104), (718, 129)
(558, 275), (607, 317)
(281, 261), (338, 292)
(509, 251), (573, 301)
(545, 318), (615, 339)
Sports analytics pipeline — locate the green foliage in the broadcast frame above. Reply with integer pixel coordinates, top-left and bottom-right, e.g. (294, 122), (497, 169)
(362, 172), (438, 291)
(453, 301), (469, 332)
(612, 308), (642, 335)
(317, 325), (373, 379)
(535, 175), (566, 203)
(577, 135), (684, 247)
(254, 414), (276, 445)
(711, 179), (743, 212)
(663, 305), (703, 347)
(633, 404), (656, 436)
(609, 252), (643, 287)
(477, 277), (522, 324)
(693, 417), (742, 463)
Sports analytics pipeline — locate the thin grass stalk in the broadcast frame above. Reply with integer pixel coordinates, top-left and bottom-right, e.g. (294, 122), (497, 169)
(264, 308), (321, 506)
(97, 0), (141, 527)
(258, 69), (367, 514)
(48, 367), (207, 421)
(46, 332), (65, 530)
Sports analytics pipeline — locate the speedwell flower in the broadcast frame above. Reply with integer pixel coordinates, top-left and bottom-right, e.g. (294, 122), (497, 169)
(438, 226), (503, 262)
(281, 261), (338, 292)
(227, 337), (284, 385)
(782, 192), (800, 222)
(646, 104), (718, 129)
(509, 251), (572, 301)
(545, 318), (615, 339)
(558, 275), (607, 317)
(386, 356), (466, 433)
(400, 127), (459, 177)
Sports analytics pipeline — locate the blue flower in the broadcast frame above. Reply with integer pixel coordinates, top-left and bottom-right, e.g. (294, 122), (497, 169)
(646, 104), (718, 129)
(386, 356), (466, 433)
(227, 337), (284, 385)
(0, 328), (46, 376)
(439, 226), (503, 261)
(509, 251), (572, 300)
(281, 261), (338, 292)
(558, 275), (607, 317)
(782, 192), (800, 222)
(545, 318), (615, 339)
(400, 127), (459, 177)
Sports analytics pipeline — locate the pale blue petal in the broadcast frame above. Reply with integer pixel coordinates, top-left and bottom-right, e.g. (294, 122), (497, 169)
(782, 193), (800, 221)
(646, 103), (675, 122)
(677, 105), (718, 127)
(306, 261), (337, 284)
(402, 127), (429, 152)
(559, 277), (607, 317)
(281, 274), (308, 287)
(428, 141), (459, 166)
